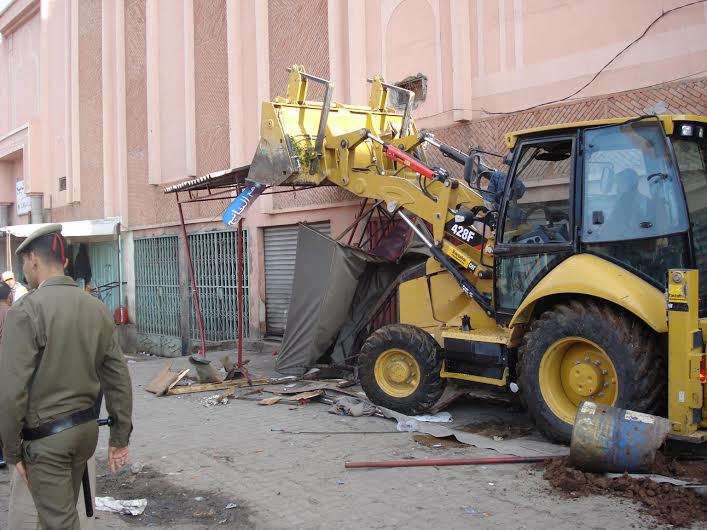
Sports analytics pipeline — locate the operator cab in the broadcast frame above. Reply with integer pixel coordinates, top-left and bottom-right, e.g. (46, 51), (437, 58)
(495, 116), (707, 317)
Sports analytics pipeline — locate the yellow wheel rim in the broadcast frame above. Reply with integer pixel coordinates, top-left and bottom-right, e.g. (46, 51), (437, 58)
(539, 337), (619, 425)
(374, 348), (421, 398)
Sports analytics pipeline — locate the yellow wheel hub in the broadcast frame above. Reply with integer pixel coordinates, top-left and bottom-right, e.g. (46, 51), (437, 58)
(374, 348), (421, 398)
(539, 337), (618, 424)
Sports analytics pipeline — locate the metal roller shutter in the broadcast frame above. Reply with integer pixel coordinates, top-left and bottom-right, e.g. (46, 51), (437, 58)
(264, 222), (330, 336)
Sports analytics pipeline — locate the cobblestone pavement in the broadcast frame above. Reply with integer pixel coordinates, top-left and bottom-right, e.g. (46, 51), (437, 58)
(0, 348), (670, 529)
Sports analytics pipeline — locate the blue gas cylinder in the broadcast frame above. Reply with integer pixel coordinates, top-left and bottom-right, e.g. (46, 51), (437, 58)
(569, 401), (672, 473)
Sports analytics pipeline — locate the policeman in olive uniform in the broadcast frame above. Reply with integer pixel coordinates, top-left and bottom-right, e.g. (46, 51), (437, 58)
(0, 224), (133, 530)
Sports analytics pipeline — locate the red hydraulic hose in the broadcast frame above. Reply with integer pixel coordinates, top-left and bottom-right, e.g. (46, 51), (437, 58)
(345, 455), (554, 469)
(382, 144), (436, 179)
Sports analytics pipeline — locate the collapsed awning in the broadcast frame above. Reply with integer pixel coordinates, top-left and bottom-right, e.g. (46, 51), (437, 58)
(163, 165), (250, 194)
(0, 217), (121, 242)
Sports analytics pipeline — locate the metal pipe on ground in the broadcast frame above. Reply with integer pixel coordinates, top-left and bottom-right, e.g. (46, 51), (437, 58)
(345, 455), (555, 469)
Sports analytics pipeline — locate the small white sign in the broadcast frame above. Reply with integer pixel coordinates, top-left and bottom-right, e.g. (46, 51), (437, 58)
(678, 390), (685, 403)
(15, 180), (31, 216)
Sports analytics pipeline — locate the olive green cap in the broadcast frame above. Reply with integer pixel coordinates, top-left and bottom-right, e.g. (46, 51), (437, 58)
(16, 224), (63, 256)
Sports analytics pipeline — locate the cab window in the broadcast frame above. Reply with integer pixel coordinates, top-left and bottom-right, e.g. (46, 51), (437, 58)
(500, 139), (573, 245)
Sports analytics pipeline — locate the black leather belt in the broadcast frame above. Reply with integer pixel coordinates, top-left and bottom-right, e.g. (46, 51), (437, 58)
(22, 406), (98, 441)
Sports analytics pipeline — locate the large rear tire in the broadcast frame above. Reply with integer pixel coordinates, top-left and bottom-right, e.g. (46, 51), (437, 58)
(358, 324), (445, 415)
(517, 300), (665, 443)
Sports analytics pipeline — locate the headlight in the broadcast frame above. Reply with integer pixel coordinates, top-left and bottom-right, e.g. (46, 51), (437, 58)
(697, 126), (704, 139)
(680, 124), (694, 136)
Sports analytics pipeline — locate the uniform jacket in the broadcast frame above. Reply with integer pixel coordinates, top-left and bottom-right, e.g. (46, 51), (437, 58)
(0, 276), (132, 465)
(0, 302), (9, 339)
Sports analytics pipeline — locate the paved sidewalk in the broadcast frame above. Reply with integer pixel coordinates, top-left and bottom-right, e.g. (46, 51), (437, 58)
(1, 348), (665, 529)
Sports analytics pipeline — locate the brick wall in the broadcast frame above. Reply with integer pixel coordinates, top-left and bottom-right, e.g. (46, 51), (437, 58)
(426, 76), (707, 175)
(267, 0), (357, 210)
(268, 0), (330, 100)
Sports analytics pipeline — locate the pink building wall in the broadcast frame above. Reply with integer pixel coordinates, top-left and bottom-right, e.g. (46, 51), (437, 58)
(1, 0), (706, 339)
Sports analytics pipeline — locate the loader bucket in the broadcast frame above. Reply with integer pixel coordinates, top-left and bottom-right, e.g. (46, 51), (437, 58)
(247, 66), (416, 187)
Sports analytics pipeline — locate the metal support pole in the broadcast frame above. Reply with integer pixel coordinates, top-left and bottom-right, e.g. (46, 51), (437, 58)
(236, 216), (244, 368)
(178, 201), (206, 357)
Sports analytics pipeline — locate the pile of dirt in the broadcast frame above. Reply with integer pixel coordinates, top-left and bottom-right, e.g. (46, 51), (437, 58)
(541, 457), (707, 528)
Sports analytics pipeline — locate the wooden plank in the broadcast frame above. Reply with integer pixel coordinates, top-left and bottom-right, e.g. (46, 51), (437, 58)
(145, 361), (174, 394)
(164, 369), (191, 395)
(165, 378), (270, 396)
(258, 396), (282, 406)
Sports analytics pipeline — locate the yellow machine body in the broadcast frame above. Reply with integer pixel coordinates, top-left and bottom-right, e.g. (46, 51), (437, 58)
(249, 66), (706, 441)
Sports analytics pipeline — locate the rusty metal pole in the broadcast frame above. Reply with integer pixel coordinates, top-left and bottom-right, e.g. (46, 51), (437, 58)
(344, 455), (554, 469)
(178, 201), (206, 357)
(236, 216), (244, 368)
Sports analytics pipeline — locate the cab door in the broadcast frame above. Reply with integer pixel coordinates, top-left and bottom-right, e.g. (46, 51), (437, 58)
(494, 134), (577, 320)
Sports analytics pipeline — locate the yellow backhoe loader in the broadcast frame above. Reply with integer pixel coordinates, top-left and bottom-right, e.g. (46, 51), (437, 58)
(247, 66), (706, 443)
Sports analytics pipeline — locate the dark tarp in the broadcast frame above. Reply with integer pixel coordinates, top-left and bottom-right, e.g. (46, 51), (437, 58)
(275, 223), (428, 376)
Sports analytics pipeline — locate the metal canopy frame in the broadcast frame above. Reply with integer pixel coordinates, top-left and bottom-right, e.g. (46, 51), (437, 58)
(164, 166), (321, 368)
(165, 165), (402, 369)
(164, 166), (250, 369)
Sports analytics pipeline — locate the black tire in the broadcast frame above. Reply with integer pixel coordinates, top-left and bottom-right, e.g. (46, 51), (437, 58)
(358, 324), (445, 415)
(517, 300), (665, 443)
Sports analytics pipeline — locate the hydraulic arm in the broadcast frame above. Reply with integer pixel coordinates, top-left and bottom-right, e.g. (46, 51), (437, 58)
(247, 66), (496, 313)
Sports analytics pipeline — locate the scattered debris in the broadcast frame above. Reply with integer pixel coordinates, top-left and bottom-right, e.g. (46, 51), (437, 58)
(221, 356), (235, 373)
(396, 419), (420, 432)
(303, 365), (353, 381)
(328, 396), (377, 417)
(270, 376), (298, 384)
(166, 378), (270, 396)
(95, 496), (147, 516)
(413, 434), (468, 448)
(456, 421), (533, 440)
(412, 412), (453, 423)
(258, 396), (282, 406)
(258, 381), (359, 396)
(290, 389), (324, 402)
(256, 390), (323, 407)
(130, 462), (144, 474)
(201, 393), (230, 407)
(541, 456), (707, 527)
(189, 354), (224, 384)
(144, 362), (190, 396)
(226, 503), (240, 510)
(380, 407), (567, 458)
